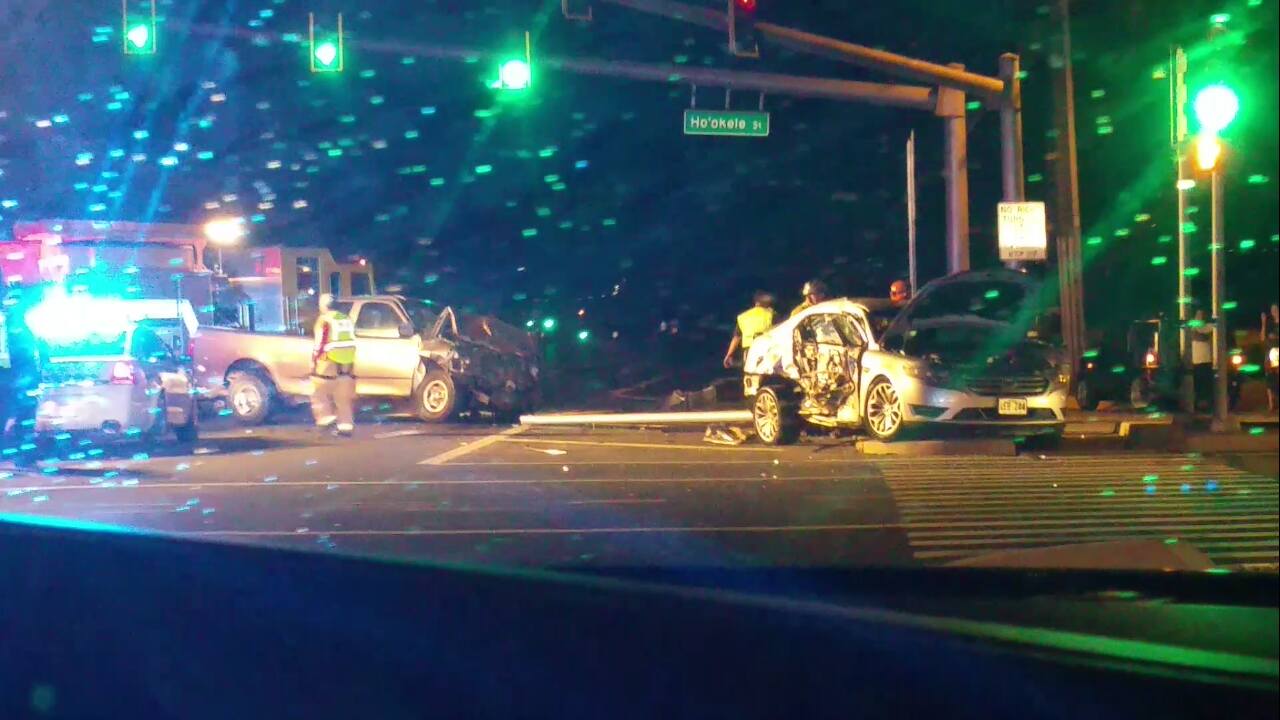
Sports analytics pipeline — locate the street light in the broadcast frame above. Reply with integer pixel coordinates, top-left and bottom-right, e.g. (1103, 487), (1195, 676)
(203, 217), (246, 273)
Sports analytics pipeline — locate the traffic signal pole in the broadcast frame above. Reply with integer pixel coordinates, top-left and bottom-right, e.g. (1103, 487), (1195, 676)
(1052, 0), (1086, 384)
(1210, 165), (1233, 431)
(1172, 47), (1194, 413)
(597, 0), (1026, 274)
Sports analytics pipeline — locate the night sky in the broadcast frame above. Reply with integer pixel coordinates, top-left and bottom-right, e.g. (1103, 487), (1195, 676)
(1, 0), (1276, 371)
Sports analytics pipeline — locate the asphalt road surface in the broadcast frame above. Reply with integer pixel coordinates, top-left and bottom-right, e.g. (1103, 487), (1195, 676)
(2, 420), (1277, 570)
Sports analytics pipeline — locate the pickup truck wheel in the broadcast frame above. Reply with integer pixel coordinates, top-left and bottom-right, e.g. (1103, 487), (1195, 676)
(753, 386), (799, 445)
(174, 408), (199, 443)
(227, 372), (272, 426)
(416, 370), (457, 423)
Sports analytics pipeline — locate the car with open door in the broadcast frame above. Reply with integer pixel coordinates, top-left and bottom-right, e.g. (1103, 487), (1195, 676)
(743, 270), (1069, 443)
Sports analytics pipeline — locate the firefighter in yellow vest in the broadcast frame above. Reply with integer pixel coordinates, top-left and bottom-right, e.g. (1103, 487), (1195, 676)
(790, 278), (830, 318)
(723, 291), (776, 368)
(312, 294), (357, 436)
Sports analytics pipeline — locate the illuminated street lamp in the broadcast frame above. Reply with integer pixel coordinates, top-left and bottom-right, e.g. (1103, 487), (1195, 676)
(203, 217), (246, 273)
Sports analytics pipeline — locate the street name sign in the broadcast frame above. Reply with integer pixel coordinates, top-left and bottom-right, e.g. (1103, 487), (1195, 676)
(998, 201), (1048, 261)
(683, 109), (770, 137)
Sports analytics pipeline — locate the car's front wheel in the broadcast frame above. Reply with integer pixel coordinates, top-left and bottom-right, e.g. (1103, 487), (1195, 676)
(752, 386), (799, 445)
(864, 377), (905, 441)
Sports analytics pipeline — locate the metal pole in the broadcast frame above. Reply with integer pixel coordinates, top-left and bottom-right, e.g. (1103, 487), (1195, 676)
(1210, 166), (1232, 431)
(998, 53), (1026, 203)
(1052, 0), (1085, 379)
(598, 0), (1007, 99)
(183, 22), (940, 110)
(1172, 47), (1194, 412)
(939, 65), (969, 275)
(907, 131), (918, 293)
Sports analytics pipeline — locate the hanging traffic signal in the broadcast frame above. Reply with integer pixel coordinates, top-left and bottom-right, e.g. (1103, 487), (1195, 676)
(122, 0), (157, 55)
(1193, 84), (1239, 134)
(728, 0), (759, 58)
(309, 13), (344, 73)
(491, 32), (533, 91)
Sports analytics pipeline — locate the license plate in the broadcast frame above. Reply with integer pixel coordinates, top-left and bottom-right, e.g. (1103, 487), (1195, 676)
(997, 398), (1028, 416)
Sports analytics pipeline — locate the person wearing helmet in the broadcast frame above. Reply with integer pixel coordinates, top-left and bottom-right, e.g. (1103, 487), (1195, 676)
(790, 279), (830, 318)
(723, 290), (776, 368)
(312, 293), (357, 436)
(889, 280), (911, 308)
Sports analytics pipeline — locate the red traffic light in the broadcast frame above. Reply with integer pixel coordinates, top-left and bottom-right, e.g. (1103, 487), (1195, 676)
(735, 0), (757, 12)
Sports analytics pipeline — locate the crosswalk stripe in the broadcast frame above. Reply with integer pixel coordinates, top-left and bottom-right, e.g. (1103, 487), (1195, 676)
(879, 455), (1278, 568)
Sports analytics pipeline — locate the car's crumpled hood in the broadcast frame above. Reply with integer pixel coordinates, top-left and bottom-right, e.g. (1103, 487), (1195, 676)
(902, 316), (1055, 373)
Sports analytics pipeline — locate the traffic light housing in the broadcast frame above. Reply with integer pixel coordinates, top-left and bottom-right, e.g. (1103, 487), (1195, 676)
(123, 0), (157, 55)
(491, 32), (533, 91)
(309, 13), (344, 73)
(728, 0), (759, 58)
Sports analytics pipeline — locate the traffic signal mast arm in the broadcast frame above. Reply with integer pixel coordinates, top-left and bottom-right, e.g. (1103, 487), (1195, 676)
(185, 21), (941, 110)
(600, 0), (1006, 101)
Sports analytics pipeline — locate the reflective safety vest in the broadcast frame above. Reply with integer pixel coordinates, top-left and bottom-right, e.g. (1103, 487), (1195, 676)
(319, 312), (357, 365)
(737, 306), (775, 349)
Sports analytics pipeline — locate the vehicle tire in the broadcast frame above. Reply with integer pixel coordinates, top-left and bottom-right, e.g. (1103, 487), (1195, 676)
(227, 371), (273, 426)
(174, 407), (199, 443)
(146, 393), (168, 441)
(752, 385), (799, 445)
(864, 377), (905, 442)
(1075, 378), (1097, 411)
(416, 369), (458, 423)
(1129, 377), (1152, 409)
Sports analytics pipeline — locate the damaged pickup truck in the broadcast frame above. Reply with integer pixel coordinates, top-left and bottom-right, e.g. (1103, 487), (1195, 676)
(743, 270), (1070, 443)
(192, 295), (540, 425)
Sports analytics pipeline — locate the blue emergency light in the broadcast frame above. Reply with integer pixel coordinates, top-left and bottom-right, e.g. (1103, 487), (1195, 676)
(24, 288), (131, 345)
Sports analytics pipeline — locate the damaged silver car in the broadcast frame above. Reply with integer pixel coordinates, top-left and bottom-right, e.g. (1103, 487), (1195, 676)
(742, 270), (1070, 443)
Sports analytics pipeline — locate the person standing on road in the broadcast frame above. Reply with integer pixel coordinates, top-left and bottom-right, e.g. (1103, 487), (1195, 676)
(311, 294), (357, 436)
(1190, 308), (1214, 412)
(889, 280), (911, 309)
(723, 291), (775, 369)
(789, 279), (830, 318)
(1263, 302), (1279, 412)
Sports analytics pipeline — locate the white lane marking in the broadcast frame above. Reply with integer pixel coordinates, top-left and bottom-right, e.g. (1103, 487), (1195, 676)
(373, 429), (431, 439)
(418, 426), (526, 465)
(0, 473), (876, 493)
(564, 498), (667, 506)
(168, 522), (903, 537)
(502, 437), (782, 452)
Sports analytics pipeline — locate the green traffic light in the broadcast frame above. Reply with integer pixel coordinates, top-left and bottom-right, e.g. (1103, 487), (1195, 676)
(541, 317), (557, 331)
(1193, 84), (1239, 133)
(123, 17), (156, 55)
(126, 24), (150, 49)
(494, 59), (531, 91)
(576, 330), (590, 342)
(314, 41), (339, 67)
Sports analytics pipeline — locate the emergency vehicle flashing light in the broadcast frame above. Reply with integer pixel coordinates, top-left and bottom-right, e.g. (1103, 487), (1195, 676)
(24, 289), (131, 345)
